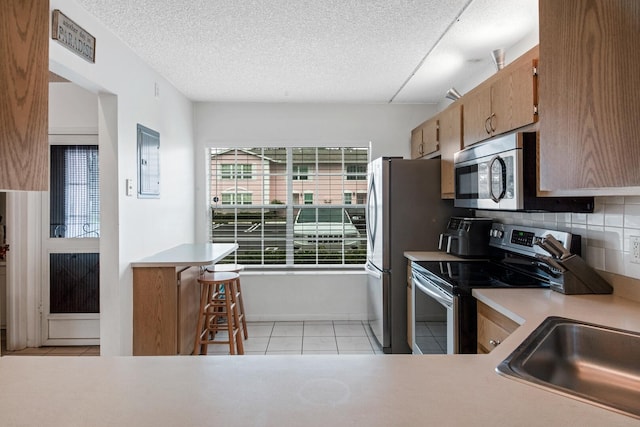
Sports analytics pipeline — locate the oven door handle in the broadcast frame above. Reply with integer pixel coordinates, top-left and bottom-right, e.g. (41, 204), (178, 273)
(412, 274), (453, 309)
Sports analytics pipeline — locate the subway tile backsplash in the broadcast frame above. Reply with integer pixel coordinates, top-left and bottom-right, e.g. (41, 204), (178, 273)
(478, 196), (640, 281)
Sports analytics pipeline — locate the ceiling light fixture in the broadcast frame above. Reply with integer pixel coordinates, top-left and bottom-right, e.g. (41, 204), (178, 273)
(445, 87), (462, 101)
(491, 48), (505, 71)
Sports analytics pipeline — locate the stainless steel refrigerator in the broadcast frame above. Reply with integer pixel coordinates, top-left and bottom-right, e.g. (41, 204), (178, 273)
(365, 157), (465, 353)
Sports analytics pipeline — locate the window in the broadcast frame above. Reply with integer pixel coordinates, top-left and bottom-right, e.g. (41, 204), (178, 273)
(346, 164), (367, 180)
(292, 165), (309, 180)
(222, 192), (252, 205)
(50, 145), (100, 238)
(208, 147), (368, 267)
(221, 164), (252, 180)
(303, 193), (313, 204)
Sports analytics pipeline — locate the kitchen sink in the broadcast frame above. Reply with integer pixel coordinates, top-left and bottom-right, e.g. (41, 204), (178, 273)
(497, 316), (640, 419)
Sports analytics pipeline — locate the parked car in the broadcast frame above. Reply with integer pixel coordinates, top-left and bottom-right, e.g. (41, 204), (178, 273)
(294, 208), (360, 250)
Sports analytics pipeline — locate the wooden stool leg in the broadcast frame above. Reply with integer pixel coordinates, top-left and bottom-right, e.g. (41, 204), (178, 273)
(235, 277), (248, 340)
(193, 282), (210, 355)
(229, 280), (244, 355)
(223, 282), (237, 355)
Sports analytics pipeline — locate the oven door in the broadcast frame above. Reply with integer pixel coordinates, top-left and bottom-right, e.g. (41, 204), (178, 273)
(411, 270), (457, 354)
(454, 146), (523, 211)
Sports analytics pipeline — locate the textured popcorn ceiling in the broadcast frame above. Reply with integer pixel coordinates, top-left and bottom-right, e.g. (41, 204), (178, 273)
(74, 0), (538, 103)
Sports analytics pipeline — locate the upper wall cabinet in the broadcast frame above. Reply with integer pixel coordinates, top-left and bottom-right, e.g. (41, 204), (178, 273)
(438, 104), (462, 199)
(463, 46), (539, 148)
(410, 117), (439, 159)
(538, 0), (640, 191)
(0, 0), (49, 191)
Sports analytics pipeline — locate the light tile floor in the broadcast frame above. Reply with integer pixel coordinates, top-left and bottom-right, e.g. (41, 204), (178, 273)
(1, 321), (383, 357)
(205, 320), (385, 355)
(414, 321), (447, 354)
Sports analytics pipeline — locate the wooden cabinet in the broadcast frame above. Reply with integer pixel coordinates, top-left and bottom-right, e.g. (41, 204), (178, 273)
(410, 127), (423, 159)
(538, 0), (640, 191)
(462, 83), (492, 147)
(133, 266), (200, 355)
(476, 301), (518, 354)
(463, 46), (539, 147)
(0, 0), (49, 191)
(437, 104), (462, 199)
(410, 117), (439, 159)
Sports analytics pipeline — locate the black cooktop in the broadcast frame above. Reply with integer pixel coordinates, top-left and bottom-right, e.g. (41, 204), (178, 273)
(412, 260), (551, 297)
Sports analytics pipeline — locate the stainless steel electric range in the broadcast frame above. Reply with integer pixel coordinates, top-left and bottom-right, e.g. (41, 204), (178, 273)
(410, 223), (580, 354)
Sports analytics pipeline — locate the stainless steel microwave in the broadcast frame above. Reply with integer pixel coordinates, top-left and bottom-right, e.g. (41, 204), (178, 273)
(453, 132), (594, 212)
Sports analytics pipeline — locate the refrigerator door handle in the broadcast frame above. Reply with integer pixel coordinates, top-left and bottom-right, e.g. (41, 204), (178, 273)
(364, 261), (382, 279)
(366, 175), (378, 249)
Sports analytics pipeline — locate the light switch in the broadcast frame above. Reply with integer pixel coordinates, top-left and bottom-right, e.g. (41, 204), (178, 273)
(126, 178), (134, 196)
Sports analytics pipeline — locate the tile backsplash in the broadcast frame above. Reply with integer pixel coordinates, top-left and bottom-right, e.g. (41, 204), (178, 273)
(479, 196), (640, 281)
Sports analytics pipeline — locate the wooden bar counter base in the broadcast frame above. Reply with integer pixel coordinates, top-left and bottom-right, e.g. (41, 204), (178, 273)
(131, 243), (238, 355)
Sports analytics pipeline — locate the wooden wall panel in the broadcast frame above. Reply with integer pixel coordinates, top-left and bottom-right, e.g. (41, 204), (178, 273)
(0, 0), (49, 191)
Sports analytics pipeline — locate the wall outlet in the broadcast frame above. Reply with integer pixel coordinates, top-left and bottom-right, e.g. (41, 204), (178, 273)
(631, 236), (640, 264)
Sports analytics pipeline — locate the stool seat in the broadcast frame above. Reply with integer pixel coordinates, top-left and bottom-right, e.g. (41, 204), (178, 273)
(206, 263), (244, 273)
(199, 270), (238, 282)
(193, 271), (244, 355)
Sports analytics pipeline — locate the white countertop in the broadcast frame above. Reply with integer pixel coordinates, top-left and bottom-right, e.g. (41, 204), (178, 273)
(404, 250), (468, 262)
(130, 243), (238, 267)
(1, 288), (639, 426)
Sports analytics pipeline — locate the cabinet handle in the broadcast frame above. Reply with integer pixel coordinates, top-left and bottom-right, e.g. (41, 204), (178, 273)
(489, 113), (496, 132)
(419, 143), (424, 156)
(489, 339), (501, 347)
(484, 116), (492, 134)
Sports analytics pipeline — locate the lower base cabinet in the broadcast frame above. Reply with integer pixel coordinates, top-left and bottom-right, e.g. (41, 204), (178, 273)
(133, 266), (200, 355)
(477, 301), (519, 354)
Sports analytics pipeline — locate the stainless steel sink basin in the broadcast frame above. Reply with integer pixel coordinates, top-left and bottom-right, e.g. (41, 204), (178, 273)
(497, 316), (640, 419)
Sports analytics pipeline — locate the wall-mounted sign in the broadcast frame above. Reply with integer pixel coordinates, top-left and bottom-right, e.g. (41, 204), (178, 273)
(51, 9), (96, 63)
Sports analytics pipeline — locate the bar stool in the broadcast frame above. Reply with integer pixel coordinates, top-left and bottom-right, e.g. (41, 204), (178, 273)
(193, 271), (244, 355)
(206, 264), (248, 339)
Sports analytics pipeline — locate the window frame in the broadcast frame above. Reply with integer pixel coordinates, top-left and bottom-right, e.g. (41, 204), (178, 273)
(207, 146), (368, 269)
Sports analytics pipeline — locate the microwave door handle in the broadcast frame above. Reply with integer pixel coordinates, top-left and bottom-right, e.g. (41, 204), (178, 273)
(488, 155), (507, 203)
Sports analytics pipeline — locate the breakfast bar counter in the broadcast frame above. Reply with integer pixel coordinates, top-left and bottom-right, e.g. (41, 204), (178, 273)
(131, 243), (237, 355)
(1, 286), (640, 426)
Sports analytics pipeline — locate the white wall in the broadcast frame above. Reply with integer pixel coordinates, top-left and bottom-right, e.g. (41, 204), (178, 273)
(194, 102), (435, 321)
(48, 0), (195, 355)
(49, 83), (99, 134)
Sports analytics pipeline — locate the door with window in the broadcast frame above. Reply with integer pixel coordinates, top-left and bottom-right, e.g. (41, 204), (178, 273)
(42, 136), (100, 345)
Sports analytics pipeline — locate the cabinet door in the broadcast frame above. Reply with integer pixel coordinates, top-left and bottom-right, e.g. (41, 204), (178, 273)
(178, 267), (200, 355)
(476, 301), (518, 354)
(509, 55), (538, 131)
(539, 0), (640, 190)
(421, 118), (439, 156)
(462, 84), (492, 147)
(410, 127), (424, 159)
(0, 0), (49, 191)
(438, 104), (462, 198)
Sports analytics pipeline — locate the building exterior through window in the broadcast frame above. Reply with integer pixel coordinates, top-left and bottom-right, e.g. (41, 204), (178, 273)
(208, 147), (368, 267)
